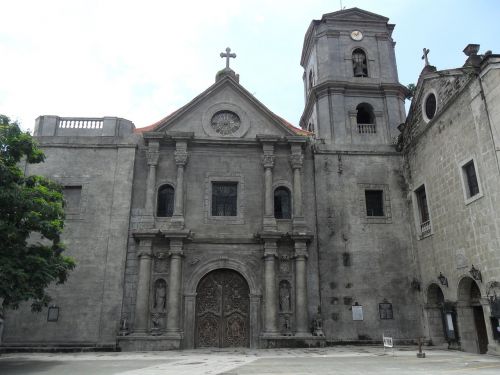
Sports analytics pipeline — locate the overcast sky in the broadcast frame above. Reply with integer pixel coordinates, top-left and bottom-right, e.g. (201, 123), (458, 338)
(1, 0), (499, 132)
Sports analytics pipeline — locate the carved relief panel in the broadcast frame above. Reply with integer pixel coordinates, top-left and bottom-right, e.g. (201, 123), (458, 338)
(278, 246), (294, 334)
(195, 269), (250, 348)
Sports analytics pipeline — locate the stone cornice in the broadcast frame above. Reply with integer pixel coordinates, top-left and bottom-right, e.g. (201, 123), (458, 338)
(300, 80), (407, 127)
(133, 229), (160, 239)
(161, 229), (192, 240)
(143, 132), (165, 140)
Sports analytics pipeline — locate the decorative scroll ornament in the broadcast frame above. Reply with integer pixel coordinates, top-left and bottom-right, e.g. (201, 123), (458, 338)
(174, 150), (188, 166)
(289, 153), (304, 169)
(262, 153), (275, 168)
(146, 150), (160, 166)
(210, 111), (241, 135)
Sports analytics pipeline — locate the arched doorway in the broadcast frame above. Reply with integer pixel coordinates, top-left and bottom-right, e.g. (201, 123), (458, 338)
(195, 269), (250, 348)
(426, 284), (447, 345)
(457, 277), (489, 353)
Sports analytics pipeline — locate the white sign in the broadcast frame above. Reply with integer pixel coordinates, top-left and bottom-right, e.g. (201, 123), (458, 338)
(383, 335), (393, 348)
(352, 305), (363, 321)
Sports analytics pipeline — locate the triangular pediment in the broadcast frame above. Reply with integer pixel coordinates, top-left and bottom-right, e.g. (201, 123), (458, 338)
(322, 7), (389, 23)
(403, 67), (472, 147)
(144, 75), (306, 139)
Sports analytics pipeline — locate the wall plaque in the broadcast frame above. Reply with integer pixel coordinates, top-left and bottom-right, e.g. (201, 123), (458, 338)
(352, 304), (363, 321)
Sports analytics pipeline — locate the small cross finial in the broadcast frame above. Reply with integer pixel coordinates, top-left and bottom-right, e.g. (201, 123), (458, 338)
(422, 48), (430, 66)
(220, 47), (236, 69)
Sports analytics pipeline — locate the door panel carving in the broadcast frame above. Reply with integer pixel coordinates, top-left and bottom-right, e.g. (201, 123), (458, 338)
(196, 269), (249, 347)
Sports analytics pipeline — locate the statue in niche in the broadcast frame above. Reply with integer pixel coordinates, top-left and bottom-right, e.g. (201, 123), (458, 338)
(279, 281), (291, 312)
(154, 279), (167, 310)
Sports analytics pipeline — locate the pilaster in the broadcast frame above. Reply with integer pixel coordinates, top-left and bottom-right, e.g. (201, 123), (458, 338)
(131, 230), (159, 334)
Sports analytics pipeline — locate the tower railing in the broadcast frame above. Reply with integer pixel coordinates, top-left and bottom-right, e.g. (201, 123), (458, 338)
(357, 123), (376, 134)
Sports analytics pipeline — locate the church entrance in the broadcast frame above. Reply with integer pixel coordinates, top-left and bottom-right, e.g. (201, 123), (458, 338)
(195, 269), (250, 348)
(457, 277), (489, 353)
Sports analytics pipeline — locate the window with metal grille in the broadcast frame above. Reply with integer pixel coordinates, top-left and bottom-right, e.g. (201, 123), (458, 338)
(463, 161), (479, 198)
(212, 182), (237, 216)
(365, 190), (384, 216)
(415, 185), (429, 223)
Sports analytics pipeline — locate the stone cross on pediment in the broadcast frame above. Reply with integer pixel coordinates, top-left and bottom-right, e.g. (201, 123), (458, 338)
(220, 47), (236, 69)
(422, 48), (430, 66)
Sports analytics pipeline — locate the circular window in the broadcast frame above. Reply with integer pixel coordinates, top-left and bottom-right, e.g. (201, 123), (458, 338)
(210, 110), (241, 135)
(424, 93), (437, 120)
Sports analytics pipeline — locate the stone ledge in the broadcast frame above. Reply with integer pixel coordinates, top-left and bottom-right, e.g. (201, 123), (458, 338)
(260, 335), (326, 349)
(117, 335), (181, 351)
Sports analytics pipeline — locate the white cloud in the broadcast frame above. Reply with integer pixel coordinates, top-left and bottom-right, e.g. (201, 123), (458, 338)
(1, 0), (498, 131)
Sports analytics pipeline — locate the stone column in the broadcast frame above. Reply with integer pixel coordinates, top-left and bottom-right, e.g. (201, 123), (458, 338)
(133, 236), (154, 334)
(145, 141), (160, 216)
(171, 140), (189, 229)
(258, 138), (277, 232)
(293, 239), (309, 336)
(166, 238), (184, 337)
(289, 142), (306, 231)
(263, 238), (279, 335)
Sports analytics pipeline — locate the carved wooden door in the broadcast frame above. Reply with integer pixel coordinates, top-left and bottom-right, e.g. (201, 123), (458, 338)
(196, 269), (249, 348)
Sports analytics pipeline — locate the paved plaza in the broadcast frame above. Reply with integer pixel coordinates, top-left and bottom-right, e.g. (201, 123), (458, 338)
(1, 346), (500, 374)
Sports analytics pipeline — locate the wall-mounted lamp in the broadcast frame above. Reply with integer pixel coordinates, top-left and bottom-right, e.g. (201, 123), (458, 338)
(469, 265), (482, 283)
(438, 273), (448, 287)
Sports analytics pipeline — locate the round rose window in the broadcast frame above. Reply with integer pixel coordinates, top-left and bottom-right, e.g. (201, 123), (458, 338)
(210, 111), (241, 135)
(425, 93), (437, 120)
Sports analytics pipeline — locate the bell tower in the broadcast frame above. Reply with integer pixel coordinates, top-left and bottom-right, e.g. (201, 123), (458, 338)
(299, 8), (407, 146)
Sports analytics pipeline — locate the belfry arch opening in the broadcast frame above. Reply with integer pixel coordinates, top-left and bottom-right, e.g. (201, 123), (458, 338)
(352, 48), (368, 77)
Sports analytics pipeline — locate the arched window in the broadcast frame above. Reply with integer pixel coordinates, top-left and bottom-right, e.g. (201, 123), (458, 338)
(274, 187), (291, 219)
(356, 103), (374, 124)
(308, 70), (314, 90)
(352, 49), (368, 77)
(356, 103), (376, 134)
(157, 184), (174, 217)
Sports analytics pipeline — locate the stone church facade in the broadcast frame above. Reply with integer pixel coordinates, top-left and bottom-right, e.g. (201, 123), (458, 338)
(2, 8), (500, 354)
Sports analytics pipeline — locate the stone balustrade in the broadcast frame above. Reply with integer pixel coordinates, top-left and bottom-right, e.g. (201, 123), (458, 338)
(34, 115), (135, 137)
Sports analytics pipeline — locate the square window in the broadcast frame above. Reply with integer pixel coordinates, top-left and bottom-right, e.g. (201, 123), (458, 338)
(358, 184), (392, 224)
(415, 186), (429, 224)
(463, 161), (479, 198)
(379, 302), (394, 320)
(211, 182), (237, 216)
(365, 190), (384, 216)
(414, 184), (431, 237)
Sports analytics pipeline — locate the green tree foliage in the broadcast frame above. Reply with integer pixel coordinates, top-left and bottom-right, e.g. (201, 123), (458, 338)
(406, 83), (416, 100)
(0, 115), (75, 312)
